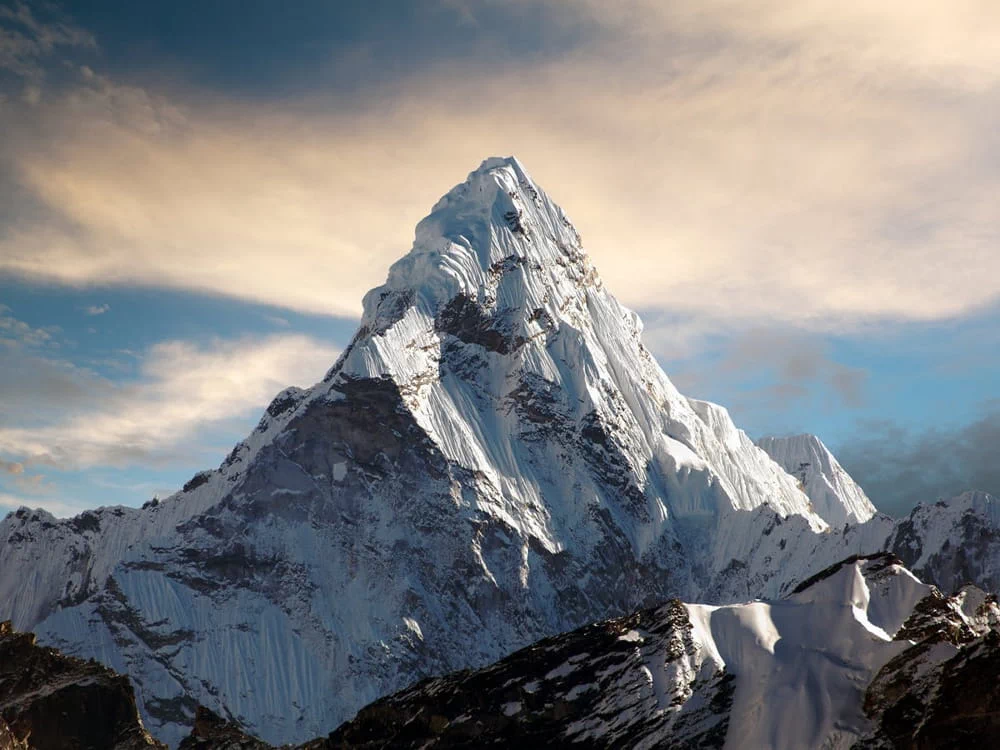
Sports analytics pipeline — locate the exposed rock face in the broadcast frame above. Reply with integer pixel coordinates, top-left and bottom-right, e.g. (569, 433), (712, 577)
(326, 599), (732, 749)
(0, 621), (163, 750)
(887, 491), (1000, 595)
(177, 707), (269, 750)
(856, 580), (1000, 748)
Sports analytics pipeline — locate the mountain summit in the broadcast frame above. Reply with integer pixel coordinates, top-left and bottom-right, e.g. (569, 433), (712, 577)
(758, 433), (877, 526)
(0, 158), (957, 745)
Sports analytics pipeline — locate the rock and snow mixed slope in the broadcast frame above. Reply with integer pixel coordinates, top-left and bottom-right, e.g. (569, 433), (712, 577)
(887, 490), (1000, 595)
(6, 556), (1000, 749)
(0, 157), (998, 746)
(326, 555), (1000, 750)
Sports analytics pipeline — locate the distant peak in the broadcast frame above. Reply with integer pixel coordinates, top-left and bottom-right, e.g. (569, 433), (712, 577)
(758, 433), (828, 452)
(757, 433), (877, 526)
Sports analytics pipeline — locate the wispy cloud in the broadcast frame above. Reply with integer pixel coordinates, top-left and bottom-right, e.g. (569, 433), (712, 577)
(0, 334), (339, 469)
(0, 1), (95, 85)
(724, 330), (869, 409)
(662, 326), (870, 419)
(0, 1), (997, 333)
(0, 459), (24, 475)
(0, 304), (59, 348)
(82, 303), (109, 316)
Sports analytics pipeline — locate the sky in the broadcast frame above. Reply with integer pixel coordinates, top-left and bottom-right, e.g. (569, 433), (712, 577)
(0, 0), (998, 518)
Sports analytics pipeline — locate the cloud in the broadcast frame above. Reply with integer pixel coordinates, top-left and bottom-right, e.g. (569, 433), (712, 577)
(836, 407), (1000, 517)
(0, 1), (95, 83)
(0, 459), (24, 474)
(725, 330), (868, 409)
(82, 303), (109, 316)
(0, 349), (115, 427)
(0, 304), (58, 347)
(0, 1), (997, 332)
(659, 326), (869, 416)
(0, 334), (339, 469)
(262, 313), (290, 328)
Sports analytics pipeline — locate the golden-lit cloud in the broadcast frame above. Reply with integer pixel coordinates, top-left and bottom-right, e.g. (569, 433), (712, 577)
(1, 0), (998, 329)
(0, 334), (340, 469)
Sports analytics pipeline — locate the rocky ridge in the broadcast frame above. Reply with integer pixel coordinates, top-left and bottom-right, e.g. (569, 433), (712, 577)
(178, 555), (1000, 749)
(0, 620), (163, 750)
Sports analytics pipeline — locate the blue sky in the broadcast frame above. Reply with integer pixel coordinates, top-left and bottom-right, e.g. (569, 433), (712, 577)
(1, 0), (998, 517)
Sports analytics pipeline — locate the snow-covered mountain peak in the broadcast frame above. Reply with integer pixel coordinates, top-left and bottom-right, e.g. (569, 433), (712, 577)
(0, 157), (849, 744)
(327, 155), (826, 534)
(353, 154), (601, 368)
(757, 433), (877, 526)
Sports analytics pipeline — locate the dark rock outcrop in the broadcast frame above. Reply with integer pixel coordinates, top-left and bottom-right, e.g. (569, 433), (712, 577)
(178, 707), (270, 750)
(856, 587), (1000, 749)
(324, 600), (730, 749)
(0, 620), (163, 749)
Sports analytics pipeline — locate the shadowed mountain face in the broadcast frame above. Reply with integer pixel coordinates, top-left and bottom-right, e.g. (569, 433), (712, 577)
(1, 158), (999, 747)
(0, 621), (163, 750)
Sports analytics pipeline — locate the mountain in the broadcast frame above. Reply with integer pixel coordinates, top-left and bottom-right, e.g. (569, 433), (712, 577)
(324, 554), (1000, 749)
(757, 434), (877, 527)
(0, 157), (857, 745)
(0, 620), (163, 749)
(888, 491), (1000, 595)
(7, 556), (997, 749)
(178, 708), (271, 750)
(0, 157), (997, 746)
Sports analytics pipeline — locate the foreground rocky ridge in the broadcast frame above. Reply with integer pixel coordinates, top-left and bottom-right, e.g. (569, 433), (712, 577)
(321, 554), (1000, 750)
(1, 158), (999, 746)
(162, 556), (1000, 749)
(0, 621), (162, 750)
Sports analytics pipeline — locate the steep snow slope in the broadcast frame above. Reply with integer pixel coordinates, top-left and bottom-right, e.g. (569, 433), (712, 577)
(0, 157), (848, 746)
(686, 556), (929, 749)
(757, 433), (877, 526)
(326, 554), (1000, 750)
